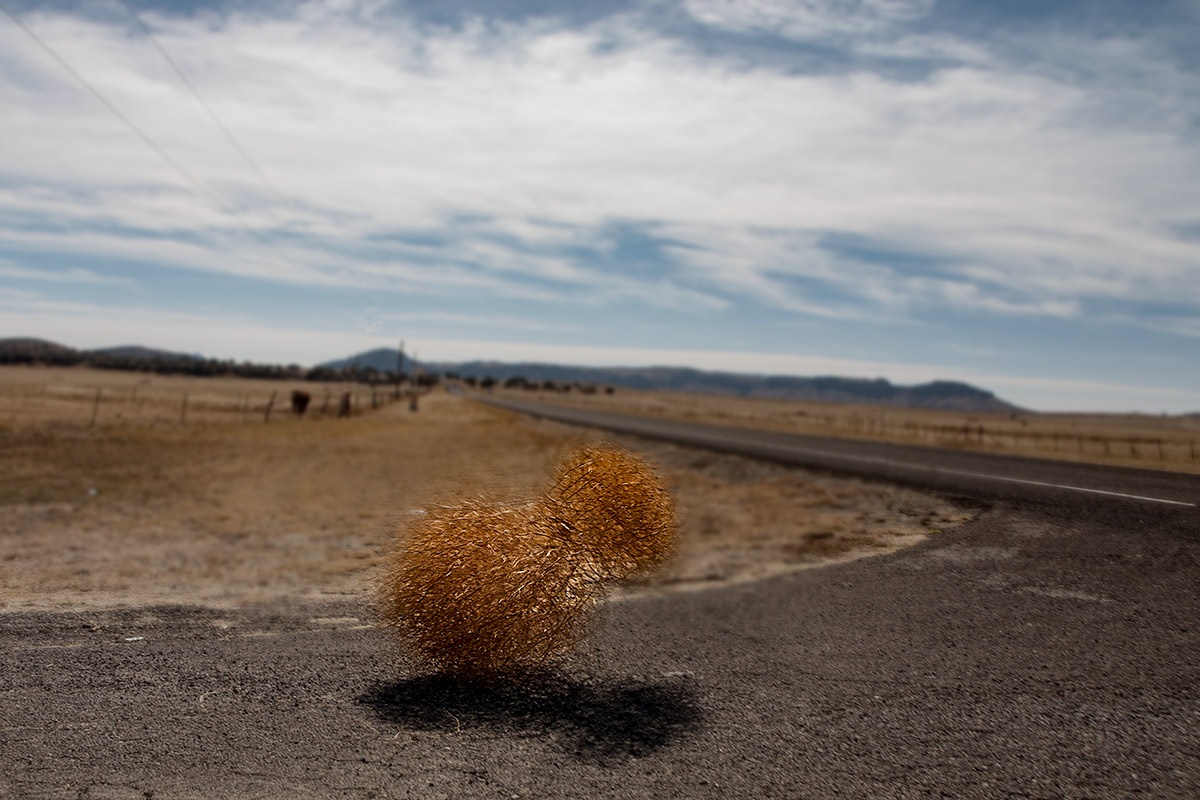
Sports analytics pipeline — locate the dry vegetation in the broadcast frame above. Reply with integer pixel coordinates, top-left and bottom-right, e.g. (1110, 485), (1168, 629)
(0, 366), (970, 613)
(380, 445), (677, 678)
(498, 385), (1200, 475)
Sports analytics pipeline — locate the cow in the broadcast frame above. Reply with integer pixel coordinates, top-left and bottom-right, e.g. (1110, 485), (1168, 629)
(291, 390), (312, 417)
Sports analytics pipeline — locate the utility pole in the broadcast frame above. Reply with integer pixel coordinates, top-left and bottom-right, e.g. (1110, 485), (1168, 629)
(395, 339), (405, 400)
(410, 350), (420, 412)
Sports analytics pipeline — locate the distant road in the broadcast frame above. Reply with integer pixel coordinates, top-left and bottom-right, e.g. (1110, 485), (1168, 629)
(481, 396), (1200, 513)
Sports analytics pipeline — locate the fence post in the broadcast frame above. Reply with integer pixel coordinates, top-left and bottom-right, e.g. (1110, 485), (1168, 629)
(180, 392), (188, 424)
(264, 391), (277, 422)
(90, 388), (102, 426)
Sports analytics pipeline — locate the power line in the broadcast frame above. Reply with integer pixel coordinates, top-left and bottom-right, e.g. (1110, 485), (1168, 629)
(115, 0), (292, 209)
(0, 1), (277, 247)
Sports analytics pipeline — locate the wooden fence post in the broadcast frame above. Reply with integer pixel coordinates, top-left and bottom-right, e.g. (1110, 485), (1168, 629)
(180, 392), (188, 424)
(264, 391), (277, 422)
(90, 388), (102, 426)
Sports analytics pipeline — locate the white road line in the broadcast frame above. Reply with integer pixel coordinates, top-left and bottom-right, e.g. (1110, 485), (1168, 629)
(505, 402), (1199, 508)
(924, 466), (1196, 507)
(569, 415), (1199, 509)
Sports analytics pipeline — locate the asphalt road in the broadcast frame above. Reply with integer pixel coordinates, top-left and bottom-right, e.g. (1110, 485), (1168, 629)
(480, 396), (1200, 512)
(3, 400), (1199, 798)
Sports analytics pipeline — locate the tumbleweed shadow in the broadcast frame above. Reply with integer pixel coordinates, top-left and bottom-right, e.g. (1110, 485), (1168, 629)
(358, 671), (704, 763)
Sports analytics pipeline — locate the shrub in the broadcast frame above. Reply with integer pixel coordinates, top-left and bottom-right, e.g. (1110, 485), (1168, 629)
(378, 444), (677, 680)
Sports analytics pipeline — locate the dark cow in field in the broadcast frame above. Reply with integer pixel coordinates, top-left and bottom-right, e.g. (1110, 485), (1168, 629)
(291, 390), (312, 417)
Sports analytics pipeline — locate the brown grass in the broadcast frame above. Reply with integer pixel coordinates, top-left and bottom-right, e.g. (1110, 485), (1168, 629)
(0, 366), (972, 614)
(378, 445), (677, 678)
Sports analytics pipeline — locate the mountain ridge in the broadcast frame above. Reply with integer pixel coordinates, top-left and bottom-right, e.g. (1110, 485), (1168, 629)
(322, 348), (1021, 413)
(0, 338), (1021, 412)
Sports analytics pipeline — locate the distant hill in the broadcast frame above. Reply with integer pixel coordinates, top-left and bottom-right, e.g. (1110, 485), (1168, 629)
(91, 345), (203, 362)
(0, 337), (81, 364)
(0, 338), (302, 380)
(321, 347), (419, 373)
(2, 338), (1019, 412)
(322, 348), (1020, 413)
(0, 338), (202, 366)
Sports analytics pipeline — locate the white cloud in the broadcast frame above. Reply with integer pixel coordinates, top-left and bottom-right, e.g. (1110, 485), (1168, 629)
(682, 0), (936, 40)
(3, 3), (1195, 321)
(0, 0), (1199, 408)
(0, 260), (134, 286)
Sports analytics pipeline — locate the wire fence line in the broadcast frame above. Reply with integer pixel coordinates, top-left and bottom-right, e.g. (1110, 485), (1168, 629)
(2, 381), (426, 427)
(793, 414), (1200, 464)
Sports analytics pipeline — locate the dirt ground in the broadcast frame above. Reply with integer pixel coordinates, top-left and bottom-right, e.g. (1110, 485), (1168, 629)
(0, 367), (971, 613)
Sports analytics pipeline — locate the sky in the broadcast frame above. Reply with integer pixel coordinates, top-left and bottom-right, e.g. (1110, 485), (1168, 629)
(1, 0), (1198, 413)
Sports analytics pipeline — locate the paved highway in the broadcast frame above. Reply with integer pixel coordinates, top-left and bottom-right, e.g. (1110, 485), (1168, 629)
(482, 395), (1200, 512)
(3, 397), (1198, 798)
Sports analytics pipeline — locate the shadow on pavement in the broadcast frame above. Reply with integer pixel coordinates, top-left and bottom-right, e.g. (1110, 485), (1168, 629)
(358, 671), (704, 763)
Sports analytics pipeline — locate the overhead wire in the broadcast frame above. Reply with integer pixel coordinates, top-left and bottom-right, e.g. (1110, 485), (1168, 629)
(0, 1), (287, 252)
(114, 0), (293, 210)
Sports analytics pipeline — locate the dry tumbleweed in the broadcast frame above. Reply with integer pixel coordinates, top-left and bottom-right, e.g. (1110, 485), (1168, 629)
(379, 444), (677, 679)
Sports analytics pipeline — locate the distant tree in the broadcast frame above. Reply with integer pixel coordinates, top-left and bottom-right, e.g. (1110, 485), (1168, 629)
(305, 366), (343, 382)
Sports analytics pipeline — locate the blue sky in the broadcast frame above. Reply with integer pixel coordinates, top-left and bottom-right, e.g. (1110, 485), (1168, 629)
(1, 0), (1198, 412)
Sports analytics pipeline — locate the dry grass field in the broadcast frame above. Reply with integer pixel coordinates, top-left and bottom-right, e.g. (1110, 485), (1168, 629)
(0, 366), (969, 612)
(499, 385), (1200, 475)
